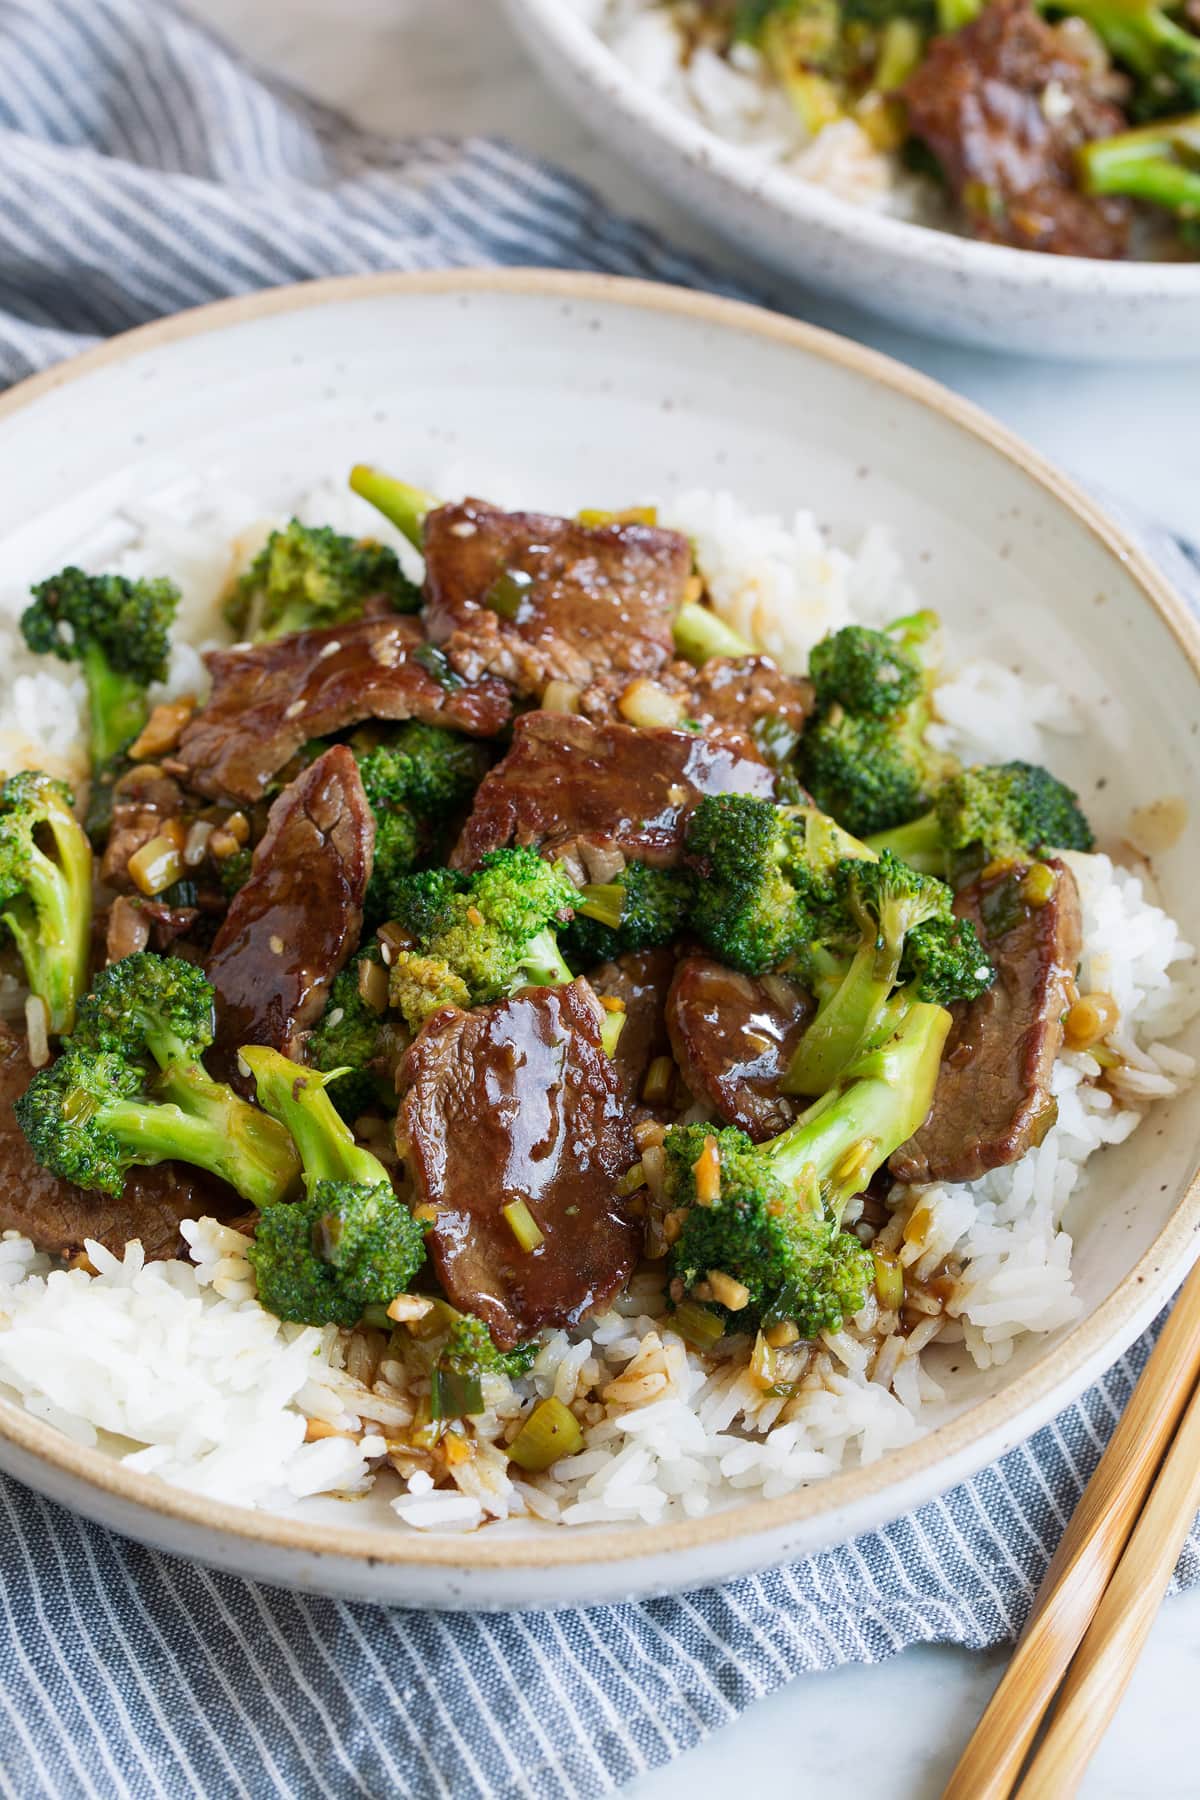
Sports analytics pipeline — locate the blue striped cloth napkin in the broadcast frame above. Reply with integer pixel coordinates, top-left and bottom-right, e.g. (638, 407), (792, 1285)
(0, 3), (1197, 1797)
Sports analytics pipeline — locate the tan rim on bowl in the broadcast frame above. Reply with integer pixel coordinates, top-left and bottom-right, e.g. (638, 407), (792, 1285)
(0, 268), (1197, 1573)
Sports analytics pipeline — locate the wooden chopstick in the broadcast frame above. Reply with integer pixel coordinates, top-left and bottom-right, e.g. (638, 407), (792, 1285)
(942, 1255), (1200, 1800)
(1016, 1365), (1200, 1796)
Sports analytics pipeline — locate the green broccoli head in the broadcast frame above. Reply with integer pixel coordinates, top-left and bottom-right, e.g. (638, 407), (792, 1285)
(664, 1123), (874, 1339)
(71, 950), (213, 1069)
(354, 723), (491, 820)
(562, 862), (695, 967)
(225, 520), (421, 641)
(216, 846), (254, 898)
(1057, 0), (1200, 118)
(384, 848), (578, 1031)
(21, 567), (180, 767)
(799, 613), (955, 838)
(807, 624), (923, 718)
(869, 760), (1095, 878)
(684, 795), (867, 975)
(900, 913), (994, 1005)
(936, 761), (1095, 865)
(0, 771), (93, 1036)
(248, 1179), (426, 1328)
(307, 943), (401, 1123)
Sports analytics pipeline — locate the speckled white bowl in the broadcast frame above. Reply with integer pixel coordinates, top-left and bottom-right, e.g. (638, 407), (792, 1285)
(502, 0), (1200, 360)
(0, 271), (1197, 1609)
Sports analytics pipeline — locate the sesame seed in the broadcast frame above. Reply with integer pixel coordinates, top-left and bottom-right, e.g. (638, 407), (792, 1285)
(284, 700), (305, 719)
(269, 935), (284, 955)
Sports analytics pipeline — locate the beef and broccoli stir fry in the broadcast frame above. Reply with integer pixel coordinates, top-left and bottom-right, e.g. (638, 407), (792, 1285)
(0, 472), (1100, 1455)
(664, 0), (1200, 258)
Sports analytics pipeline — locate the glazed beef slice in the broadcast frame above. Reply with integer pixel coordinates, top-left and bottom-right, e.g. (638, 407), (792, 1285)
(451, 713), (775, 874)
(903, 0), (1130, 258)
(398, 980), (640, 1348)
(207, 746), (373, 1074)
(891, 857), (1082, 1186)
(172, 613), (510, 805)
(422, 500), (690, 701)
(667, 956), (813, 1143)
(585, 948), (675, 1104)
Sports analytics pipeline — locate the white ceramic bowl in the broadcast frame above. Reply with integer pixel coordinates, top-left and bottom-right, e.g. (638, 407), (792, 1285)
(502, 0), (1200, 360)
(0, 271), (1197, 1609)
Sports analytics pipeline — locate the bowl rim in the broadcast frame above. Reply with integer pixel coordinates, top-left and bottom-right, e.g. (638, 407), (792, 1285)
(0, 265), (1198, 1574)
(504, 0), (1200, 294)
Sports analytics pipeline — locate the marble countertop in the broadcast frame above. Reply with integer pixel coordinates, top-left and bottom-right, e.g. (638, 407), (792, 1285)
(187, 1), (1200, 1791)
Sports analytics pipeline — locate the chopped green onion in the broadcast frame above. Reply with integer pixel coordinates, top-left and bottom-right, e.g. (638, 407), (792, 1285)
(577, 882), (625, 930)
(576, 506), (658, 528)
(507, 1397), (584, 1471)
(872, 1250), (905, 1312)
(430, 1365), (484, 1421)
(360, 1302), (394, 1331)
(673, 1299), (726, 1350)
(484, 567), (535, 621)
(615, 1160), (646, 1198)
(642, 1055), (675, 1107)
(412, 643), (463, 691)
(598, 1009), (626, 1060)
(502, 1197), (545, 1253)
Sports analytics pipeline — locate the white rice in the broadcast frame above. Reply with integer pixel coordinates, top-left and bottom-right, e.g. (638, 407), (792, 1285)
(581, 0), (939, 222)
(0, 472), (1191, 1533)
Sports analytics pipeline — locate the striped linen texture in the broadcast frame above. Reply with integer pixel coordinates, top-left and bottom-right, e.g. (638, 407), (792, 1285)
(0, 2), (1197, 1796)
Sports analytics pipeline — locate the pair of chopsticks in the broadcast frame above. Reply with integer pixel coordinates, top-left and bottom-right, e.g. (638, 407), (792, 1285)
(944, 1255), (1200, 1800)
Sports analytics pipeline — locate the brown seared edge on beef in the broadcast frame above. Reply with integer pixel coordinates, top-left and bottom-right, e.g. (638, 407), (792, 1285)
(667, 955), (814, 1142)
(398, 979), (640, 1348)
(891, 857), (1082, 1186)
(170, 613), (511, 806)
(0, 1024), (238, 1260)
(207, 746), (373, 1078)
(450, 713), (776, 875)
(422, 499), (691, 706)
(585, 948), (675, 1104)
(902, 0), (1130, 259)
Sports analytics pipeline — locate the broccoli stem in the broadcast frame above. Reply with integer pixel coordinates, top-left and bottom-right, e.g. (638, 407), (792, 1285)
(783, 937), (906, 1097)
(1078, 115), (1200, 217)
(82, 643), (151, 767)
(240, 1045), (390, 1194)
(348, 466), (439, 551)
(96, 1093), (295, 1208)
(863, 811), (944, 874)
(155, 1062), (302, 1203)
(771, 1001), (951, 1209)
(514, 926), (575, 990)
(0, 801), (93, 1037)
(672, 600), (756, 667)
(576, 884), (624, 930)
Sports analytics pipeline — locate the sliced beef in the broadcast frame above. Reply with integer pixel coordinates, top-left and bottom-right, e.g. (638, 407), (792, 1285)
(99, 765), (189, 890)
(891, 857), (1082, 1186)
(207, 747), (373, 1077)
(0, 1026), (234, 1260)
(585, 948), (675, 1104)
(451, 712), (775, 874)
(656, 655), (814, 763)
(171, 614), (511, 805)
(422, 499), (690, 703)
(398, 979), (639, 1348)
(667, 956), (814, 1142)
(902, 0), (1130, 258)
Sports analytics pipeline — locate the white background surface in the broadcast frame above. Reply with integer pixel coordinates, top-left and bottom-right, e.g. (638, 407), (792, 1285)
(185, 0), (1200, 1790)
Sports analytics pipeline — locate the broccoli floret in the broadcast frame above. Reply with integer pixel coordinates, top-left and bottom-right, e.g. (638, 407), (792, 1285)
(307, 943), (401, 1123)
(562, 863), (695, 967)
(1078, 111), (1200, 235)
(785, 849), (992, 1095)
(385, 848), (578, 1032)
(0, 772), (93, 1037)
(1054, 1), (1200, 117)
(868, 760), (1095, 878)
(28, 951), (301, 1203)
(391, 1301), (538, 1418)
(216, 846), (254, 898)
(21, 568), (180, 837)
(799, 613), (957, 837)
(249, 1180), (424, 1329)
(665, 1000), (951, 1337)
(225, 520), (420, 641)
(15, 1032), (299, 1208)
(348, 467), (440, 551)
(352, 723), (491, 925)
(684, 793), (869, 974)
(240, 1045), (425, 1328)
